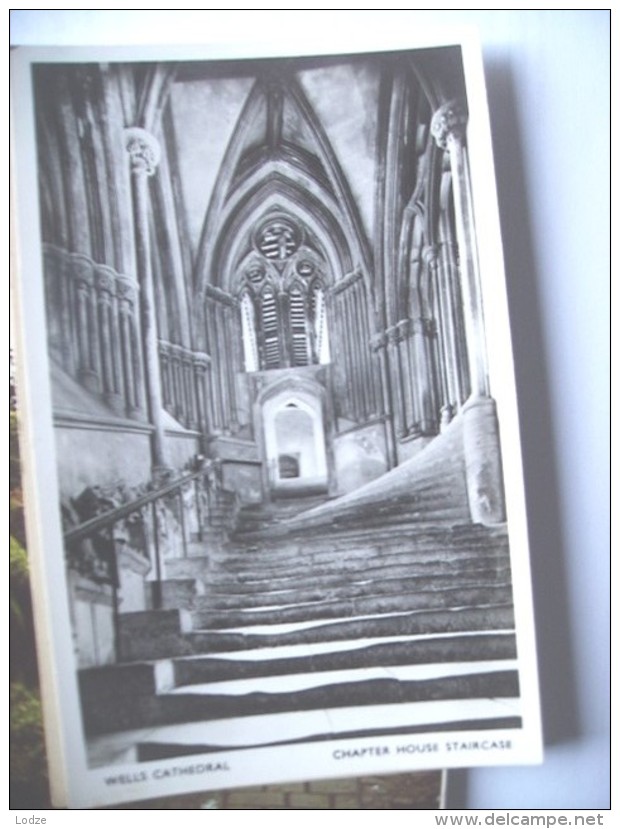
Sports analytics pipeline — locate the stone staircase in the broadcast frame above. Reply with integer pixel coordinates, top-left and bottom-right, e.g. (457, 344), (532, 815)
(233, 493), (332, 534)
(79, 416), (521, 767)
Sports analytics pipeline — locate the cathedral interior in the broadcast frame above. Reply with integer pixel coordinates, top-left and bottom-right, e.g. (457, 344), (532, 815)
(32, 46), (520, 767)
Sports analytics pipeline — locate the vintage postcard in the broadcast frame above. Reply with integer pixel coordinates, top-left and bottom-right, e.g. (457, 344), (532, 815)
(10, 31), (542, 808)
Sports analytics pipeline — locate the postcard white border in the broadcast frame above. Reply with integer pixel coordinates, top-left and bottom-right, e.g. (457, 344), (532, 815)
(11, 29), (543, 808)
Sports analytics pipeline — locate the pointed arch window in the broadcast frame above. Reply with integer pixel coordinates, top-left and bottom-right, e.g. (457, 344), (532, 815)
(238, 278), (330, 372)
(240, 291), (259, 372)
(289, 285), (310, 367)
(236, 217), (331, 372)
(260, 287), (281, 369)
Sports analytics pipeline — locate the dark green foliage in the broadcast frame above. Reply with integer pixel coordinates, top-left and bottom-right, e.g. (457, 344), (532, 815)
(10, 401), (50, 808)
(9, 411), (27, 548)
(10, 534), (28, 582)
(10, 682), (50, 808)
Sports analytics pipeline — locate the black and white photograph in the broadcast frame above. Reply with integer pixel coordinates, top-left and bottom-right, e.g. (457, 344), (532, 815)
(11, 32), (542, 808)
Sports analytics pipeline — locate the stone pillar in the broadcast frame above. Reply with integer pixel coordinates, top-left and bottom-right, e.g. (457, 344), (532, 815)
(431, 100), (489, 400)
(182, 350), (197, 430)
(438, 239), (469, 413)
(169, 344), (183, 422)
(214, 304), (232, 433)
(95, 265), (124, 414)
(386, 324), (406, 439)
(73, 255), (100, 393)
(462, 395), (506, 524)
(352, 281), (372, 418)
(431, 101), (504, 525)
(423, 243), (453, 428)
(116, 276), (141, 416)
(192, 352), (211, 450)
(370, 332), (398, 470)
(125, 127), (167, 472)
(159, 341), (172, 411)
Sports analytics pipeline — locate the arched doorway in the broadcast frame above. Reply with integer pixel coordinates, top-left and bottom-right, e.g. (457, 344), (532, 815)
(262, 389), (328, 498)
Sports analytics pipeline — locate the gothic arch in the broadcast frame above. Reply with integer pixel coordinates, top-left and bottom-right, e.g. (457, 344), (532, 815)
(192, 74), (372, 301)
(373, 56), (471, 451)
(209, 180), (353, 296)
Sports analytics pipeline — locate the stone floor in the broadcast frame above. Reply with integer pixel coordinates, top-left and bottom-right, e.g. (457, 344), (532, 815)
(112, 771), (443, 809)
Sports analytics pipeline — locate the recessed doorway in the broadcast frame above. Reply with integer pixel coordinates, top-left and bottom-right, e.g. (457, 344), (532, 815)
(263, 392), (328, 497)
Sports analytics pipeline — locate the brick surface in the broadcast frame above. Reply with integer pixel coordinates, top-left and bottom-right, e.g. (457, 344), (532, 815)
(224, 790), (287, 808)
(275, 782), (307, 793)
(309, 778), (359, 794)
(333, 794), (362, 809)
(288, 792), (332, 809)
(112, 771), (442, 809)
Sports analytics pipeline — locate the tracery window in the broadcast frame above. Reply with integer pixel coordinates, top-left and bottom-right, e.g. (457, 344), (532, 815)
(255, 217), (301, 261)
(238, 215), (330, 372)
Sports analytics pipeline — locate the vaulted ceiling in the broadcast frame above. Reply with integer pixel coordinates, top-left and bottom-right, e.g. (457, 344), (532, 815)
(164, 57), (382, 265)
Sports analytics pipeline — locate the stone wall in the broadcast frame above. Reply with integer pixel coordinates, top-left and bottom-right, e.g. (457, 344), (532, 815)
(117, 771), (443, 810)
(333, 421), (388, 494)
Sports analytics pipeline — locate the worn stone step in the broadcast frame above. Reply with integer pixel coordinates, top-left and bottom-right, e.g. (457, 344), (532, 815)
(200, 566), (512, 610)
(192, 585), (514, 630)
(172, 631), (518, 686)
(228, 528), (508, 560)
(82, 663), (519, 738)
(209, 551), (511, 593)
(313, 494), (467, 522)
(292, 510), (471, 535)
(219, 542), (381, 569)
(188, 605), (515, 653)
(171, 659), (518, 699)
(161, 548), (500, 585)
(227, 524), (509, 560)
(235, 511), (471, 544)
(236, 482), (466, 531)
(236, 496), (332, 528)
(217, 532), (509, 569)
(155, 670), (519, 724)
(275, 495), (470, 529)
(232, 517), (474, 545)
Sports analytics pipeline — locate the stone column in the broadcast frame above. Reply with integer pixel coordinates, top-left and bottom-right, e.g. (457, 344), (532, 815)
(424, 243), (454, 429)
(431, 100), (489, 400)
(169, 344), (184, 422)
(73, 255), (100, 393)
(182, 350), (197, 430)
(352, 281), (372, 418)
(192, 352), (211, 450)
(386, 324), (406, 440)
(438, 238), (469, 412)
(431, 100), (505, 525)
(125, 127), (167, 472)
(95, 265), (124, 414)
(214, 304), (232, 433)
(116, 276), (141, 415)
(159, 341), (172, 411)
(370, 332), (398, 470)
